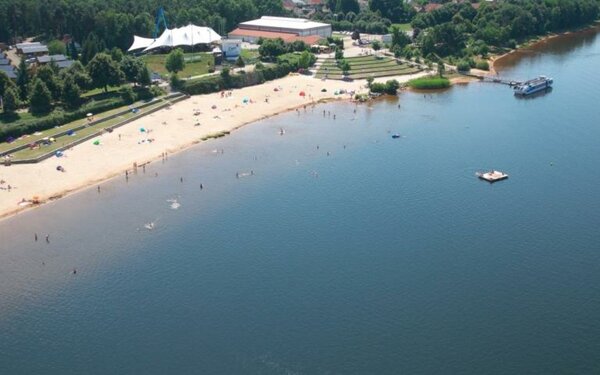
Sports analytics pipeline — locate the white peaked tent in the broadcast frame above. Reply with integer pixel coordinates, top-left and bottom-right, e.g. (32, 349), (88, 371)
(128, 24), (221, 53)
(128, 36), (155, 52)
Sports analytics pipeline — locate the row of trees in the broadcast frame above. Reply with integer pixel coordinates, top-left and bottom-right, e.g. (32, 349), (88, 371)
(1, 53), (151, 115)
(413, 1), (600, 59)
(0, 0), (287, 51)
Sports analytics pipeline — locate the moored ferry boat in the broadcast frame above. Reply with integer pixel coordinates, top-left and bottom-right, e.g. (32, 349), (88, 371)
(514, 76), (553, 96)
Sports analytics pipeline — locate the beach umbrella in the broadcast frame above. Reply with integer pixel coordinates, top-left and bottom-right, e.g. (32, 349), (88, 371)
(6, 136), (15, 143)
(299, 91), (306, 96)
(321, 88), (327, 92)
(67, 130), (75, 136)
(55, 151), (63, 157)
(86, 113), (93, 117)
(49, 137), (55, 142)
(93, 140), (100, 145)
(140, 128), (146, 132)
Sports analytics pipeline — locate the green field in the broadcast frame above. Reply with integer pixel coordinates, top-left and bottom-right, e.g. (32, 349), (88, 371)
(142, 52), (215, 78)
(391, 23), (413, 32)
(315, 55), (421, 80)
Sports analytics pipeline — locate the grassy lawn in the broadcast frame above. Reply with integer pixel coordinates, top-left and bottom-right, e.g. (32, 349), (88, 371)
(240, 49), (260, 64)
(0, 98), (158, 155)
(316, 56), (422, 80)
(391, 23), (412, 32)
(8, 99), (170, 160)
(142, 52), (215, 78)
(81, 85), (128, 98)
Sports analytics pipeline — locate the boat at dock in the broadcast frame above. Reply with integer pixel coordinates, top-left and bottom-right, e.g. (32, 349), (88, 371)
(514, 76), (553, 96)
(477, 170), (509, 183)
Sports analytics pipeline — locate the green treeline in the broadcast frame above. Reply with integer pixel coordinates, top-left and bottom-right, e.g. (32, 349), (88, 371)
(413, 0), (600, 57)
(0, 0), (287, 51)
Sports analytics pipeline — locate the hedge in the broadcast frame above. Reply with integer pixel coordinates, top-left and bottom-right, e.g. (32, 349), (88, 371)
(182, 63), (294, 96)
(0, 87), (162, 141)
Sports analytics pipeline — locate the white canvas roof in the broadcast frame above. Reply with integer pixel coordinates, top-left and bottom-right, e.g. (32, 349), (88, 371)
(129, 24), (221, 53)
(128, 35), (155, 52)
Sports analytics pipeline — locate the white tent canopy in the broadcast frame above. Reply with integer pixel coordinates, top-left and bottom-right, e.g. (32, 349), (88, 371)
(128, 35), (155, 52)
(128, 24), (221, 52)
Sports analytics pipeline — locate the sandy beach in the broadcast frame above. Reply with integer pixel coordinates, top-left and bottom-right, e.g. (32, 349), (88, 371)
(0, 72), (427, 220)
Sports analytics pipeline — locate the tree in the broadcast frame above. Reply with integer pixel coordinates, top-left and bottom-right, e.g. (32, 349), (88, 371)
(16, 59), (30, 101)
(35, 65), (62, 101)
(65, 61), (91, 90)
(351, 30), (361, 41)
(120, 86), (135, 104)
(29, 79), (52, 115)
(298, 51), (312, 69)
(0, 71), (15, 98)
(339, 59), (351, 76)
(372, 40), (381, 51)
(81, 32), (105, 65)
(437, 61), (445, 77)
(236, 56), (245, 68)
(369, 0), (415, 23)
(165, 48), (185, 74)
(258, 38), (287, 60)
(335, 48), (344, 60)
(47, 40), (66, 55)
(120, 56), (146, 84)
(366, 76), (374, 89)
(170, 73), (183, 90)
(138, 65), (152, 87)
(2, 87), (19, 113)
(110, 47), (124, 63)
(391, 26), (411, 50)
(87, 53), (124, 92)
(61, 76), (81, 109)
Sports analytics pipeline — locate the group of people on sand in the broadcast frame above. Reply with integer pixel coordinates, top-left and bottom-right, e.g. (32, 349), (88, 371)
(0, 179), (12, 191)
(220, 91), (233, 98)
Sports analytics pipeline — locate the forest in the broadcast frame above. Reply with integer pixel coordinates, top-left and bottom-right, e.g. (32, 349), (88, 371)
(0, 0), (287, 51)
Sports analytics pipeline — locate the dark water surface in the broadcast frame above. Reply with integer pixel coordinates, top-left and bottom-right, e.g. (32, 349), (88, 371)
(1, 29), (600, 374)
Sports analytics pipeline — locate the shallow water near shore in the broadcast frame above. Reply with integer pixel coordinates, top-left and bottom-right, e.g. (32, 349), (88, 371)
(1, 29), (600, 374)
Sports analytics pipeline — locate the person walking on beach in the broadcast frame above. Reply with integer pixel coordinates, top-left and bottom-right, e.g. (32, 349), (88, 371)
(34, 233), (38, 242)
(45, 235), (50, 244)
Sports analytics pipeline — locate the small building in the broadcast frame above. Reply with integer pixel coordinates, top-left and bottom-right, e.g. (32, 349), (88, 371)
(20, 45), (49, 57)
(220, 39), (242, 60)
(229, 16), (331, 43)
(0, 65), (16, 79)
(36, 54), (68, 64)
(16, 42), (49, 55)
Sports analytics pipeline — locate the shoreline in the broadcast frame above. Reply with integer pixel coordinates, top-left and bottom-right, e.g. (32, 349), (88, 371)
(490, 23), (600, 73)
(0, 72), (427, 222)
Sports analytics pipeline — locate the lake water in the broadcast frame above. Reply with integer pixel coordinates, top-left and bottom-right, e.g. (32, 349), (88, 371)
(1, 28), (600, 374)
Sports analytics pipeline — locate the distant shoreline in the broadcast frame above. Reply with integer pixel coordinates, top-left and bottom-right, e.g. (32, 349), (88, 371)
(491, 23), (600, 73)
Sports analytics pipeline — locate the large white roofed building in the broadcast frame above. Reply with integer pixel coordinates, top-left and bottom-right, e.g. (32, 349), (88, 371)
(237, 16), (331, 37)
(228, 16), (331, 44)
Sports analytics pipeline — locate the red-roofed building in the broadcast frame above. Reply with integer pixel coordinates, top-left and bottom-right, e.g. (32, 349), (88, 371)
(424, 3), (443, 12)
(228, 28), (323, 44)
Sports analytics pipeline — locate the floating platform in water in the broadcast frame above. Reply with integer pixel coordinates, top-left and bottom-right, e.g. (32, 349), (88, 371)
(477, 170), (509, 183)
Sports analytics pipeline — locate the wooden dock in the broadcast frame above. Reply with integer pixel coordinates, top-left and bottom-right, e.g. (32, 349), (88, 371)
(462, 73), (523, 86)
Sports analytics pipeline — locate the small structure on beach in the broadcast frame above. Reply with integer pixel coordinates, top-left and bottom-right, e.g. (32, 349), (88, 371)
(477, 170), (509, 183)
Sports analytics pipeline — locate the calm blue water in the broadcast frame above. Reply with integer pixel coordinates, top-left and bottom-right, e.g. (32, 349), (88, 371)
(1, 29), (600, 374)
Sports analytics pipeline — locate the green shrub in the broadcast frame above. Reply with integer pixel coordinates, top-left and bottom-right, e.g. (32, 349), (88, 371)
(120, 86), (136, 104)
(408, 76), (450, 90)
(475, 61), (490, 70)
(456, 60), (471, 72)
